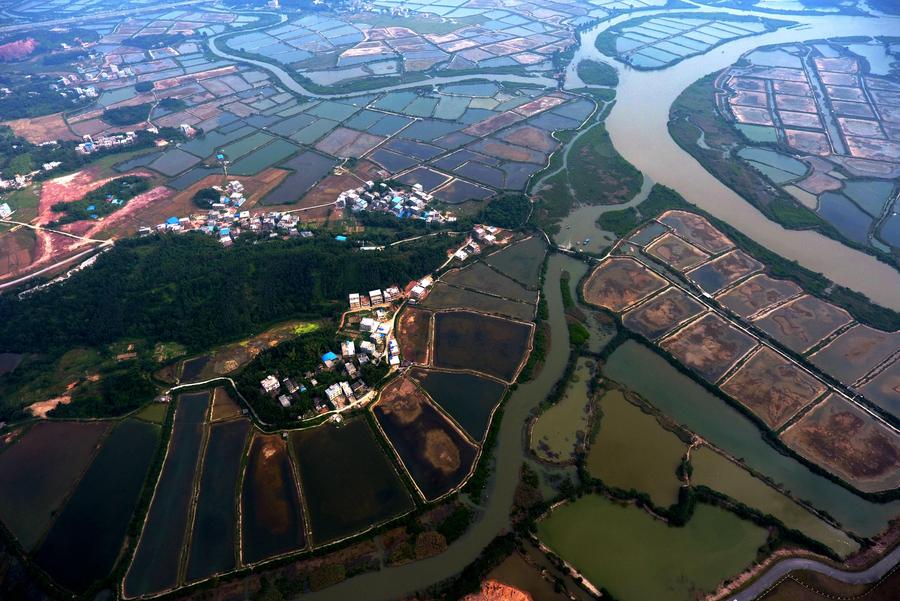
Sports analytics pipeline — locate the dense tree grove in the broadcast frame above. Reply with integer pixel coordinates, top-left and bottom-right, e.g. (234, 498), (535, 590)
(102, 103), (152, 126)
(0, 233), (456, 353)
(477, 193), (531, 229)
(50, 175), (150, 224)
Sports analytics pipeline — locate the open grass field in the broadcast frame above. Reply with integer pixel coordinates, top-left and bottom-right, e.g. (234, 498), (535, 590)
(395, 306), (432, 366)
(291, 418), (414, 545)
(125, 392), (208, 597)
(753, 295), (854, 354)
(690, 447), (858, 557)
(721, 346), (827, 430)
(410, 368), (506, 444)
(582, 257), (668, 312)
(186, 419), (250, 583)
(537, 495), (767, 601)
(0, 420), (111, 550)
(661, 313), (758, 384)
(530, 358), (594, 464)
(374, 375), (478, 501)
(34, 419), (159, 593)
(241, 433), (306, 564)
(658, 210), (735, 254)
(715, 273), (802, 318)
(432, 311), (532, 383)
(622, 287), (706, 341)
(586, 390), (686, 508)
(781, 394), (900, 493)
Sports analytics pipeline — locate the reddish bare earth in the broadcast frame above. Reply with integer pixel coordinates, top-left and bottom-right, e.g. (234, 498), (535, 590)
(0, 38), (38, 61)
(463, 580), (533, 601)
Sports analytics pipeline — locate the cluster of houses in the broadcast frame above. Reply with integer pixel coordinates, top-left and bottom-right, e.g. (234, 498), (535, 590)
(348, 285), (402, 309)
(258, 333), (383, 414)
(76, 132), (138, 154)
(452, 224), (514, 261)
(339, 180), (455, 224)
(141, 180), (312, 244)
(0, 159), (63, 195)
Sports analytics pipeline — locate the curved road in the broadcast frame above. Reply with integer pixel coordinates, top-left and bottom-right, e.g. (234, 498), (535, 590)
(732, 544), (900, 601)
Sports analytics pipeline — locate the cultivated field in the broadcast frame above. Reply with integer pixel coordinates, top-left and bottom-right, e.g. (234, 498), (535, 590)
(721, 346), (827, 430)
(782, 394), (900, 493)
(686, 249), (763, 294)
(715, 273), (802, 318)
(373, 375), (478, 501)
(645, 232), (709, 271)
(582, 257), (668, 312)
(658, 210), (734, 254)
(396, 306), (433, 365)
(432, 310), (533, 383)
(810, 324), (900, 385)
(660, 313), (758, 384)
(752, 294), (854, 354)
(622, 287), (706, 341)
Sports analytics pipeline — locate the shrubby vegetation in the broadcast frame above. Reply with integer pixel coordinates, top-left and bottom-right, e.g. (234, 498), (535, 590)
(191, 187), (220, 209)
(596, 207), (639, 237)
(0, 75), (92, 120)
(576, 59), (618, 87)
(102, 103), (152, 126)
(50, 175), (150, 224)
(0, 233), (455, 354)
(134, 81), (154, 93)
(123, 33), (186, 50)
(51, 364), (157, 418)
(477, 193), (530, 229)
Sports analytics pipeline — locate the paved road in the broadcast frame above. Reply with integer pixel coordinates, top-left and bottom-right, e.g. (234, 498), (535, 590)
(731, 545), (900, 601)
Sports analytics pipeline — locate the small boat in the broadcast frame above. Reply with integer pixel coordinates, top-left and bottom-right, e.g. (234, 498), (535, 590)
(583, 238), (591, 244)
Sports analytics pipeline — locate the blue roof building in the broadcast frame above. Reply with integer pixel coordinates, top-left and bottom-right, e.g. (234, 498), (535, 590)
(335, 235), (347, 242)
(321, 351), (339, 363)
(166, 216), (179, 225)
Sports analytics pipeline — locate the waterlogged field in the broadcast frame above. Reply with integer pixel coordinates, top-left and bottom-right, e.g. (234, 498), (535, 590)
(211, 385), (243, 422)
(374, 376), (478, 501)
(782, 395), (900, 493)
(396, 306), (432, 365)
(125, 392), (209, 597)
(186, 419), (250, 583)
(34, 420), (159, 592)
(441, 262), (538, 304)
(291, 418), (413, 545)
(0, 420), (111, 550)
(622, 287), (706, 341)
(582, 257), (668, 312)
(432, 311), (532, 383)
(530, 358), (594, 464)
(585, 390), (686, 508)
(690, 447), (859, 557)
(423, 282), (536, 322)
(660, 312), (757, 384)
(241, 433), (306, 564)
(721, 346), (827, 430)
(538, 495), (767, 601)
(603, 341), (900, 537)
(410, 368), (506, 443)
(483, 236), (546, 288)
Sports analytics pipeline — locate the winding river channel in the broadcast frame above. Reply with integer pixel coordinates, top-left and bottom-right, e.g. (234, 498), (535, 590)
(204, 7), (900, 598)
(567, 6), (900, 310)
